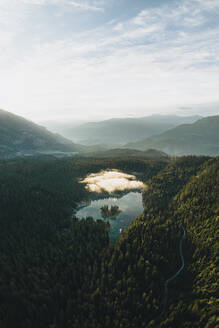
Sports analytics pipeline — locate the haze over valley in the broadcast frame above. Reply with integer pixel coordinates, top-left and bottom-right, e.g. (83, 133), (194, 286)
(0, 108), (218, 158)
(0, 1), (218, 327)
(45, 114), (202, 146)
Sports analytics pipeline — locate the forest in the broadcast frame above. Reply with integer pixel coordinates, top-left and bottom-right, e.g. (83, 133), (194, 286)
(0, 155), (218, 327)
(100, 205), (122, 219)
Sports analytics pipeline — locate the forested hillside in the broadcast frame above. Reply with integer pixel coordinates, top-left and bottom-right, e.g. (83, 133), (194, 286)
(126, 116), (219, 156)
(0, 156), (165, 328)
(0, 155), (218, 327)
(79, 156), (217, 328)
(63, 115), (200, 146)
(82, 148), (169, 160)
(0, 109), (87, 158)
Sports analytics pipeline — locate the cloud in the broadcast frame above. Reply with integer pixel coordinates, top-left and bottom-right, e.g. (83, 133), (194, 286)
(192, 0), (219, 10)
(69, 1), (104, 12)
(20, 0), (105, 11)
(0, 0), (218, 120)
(0, 1), (27, 64)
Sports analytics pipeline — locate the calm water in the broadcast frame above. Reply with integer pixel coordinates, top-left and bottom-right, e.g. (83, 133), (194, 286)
(76, 191), (143, 240)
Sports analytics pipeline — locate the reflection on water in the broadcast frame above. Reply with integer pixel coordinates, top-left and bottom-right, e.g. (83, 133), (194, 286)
(80, 170), (144, 193)
(76, 191), (143, 240)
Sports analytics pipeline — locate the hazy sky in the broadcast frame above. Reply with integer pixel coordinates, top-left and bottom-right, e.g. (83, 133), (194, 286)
(0, 0), (219, 122)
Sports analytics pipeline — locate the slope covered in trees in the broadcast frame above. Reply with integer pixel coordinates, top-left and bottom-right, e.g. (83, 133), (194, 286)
(0, 109), (88, 158)
(126, 116), (219, 156)
(82, 148), (169, 160)
(80, 156), (217, 328)
(0, 156), (165, 327)
(63, 115), (200, 146)
(0, 155), (218, 327)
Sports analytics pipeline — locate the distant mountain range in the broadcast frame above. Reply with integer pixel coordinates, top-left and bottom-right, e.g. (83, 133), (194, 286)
(126, 116), (219, 156)
(82, 148), (169, 160)
(1, 109), (218, 158)
(52, 115), (201, 146)
(0, 109), (89, 158)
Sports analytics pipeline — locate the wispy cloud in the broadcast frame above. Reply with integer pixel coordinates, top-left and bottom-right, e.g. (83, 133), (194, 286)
(69, 1), (104, 12)
(193, 0), (219, 10)
(21, 0), (105, 11)
(0, 0), (218, 120)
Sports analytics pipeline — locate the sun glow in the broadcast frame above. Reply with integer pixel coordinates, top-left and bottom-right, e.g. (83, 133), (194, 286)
(81, 170), (144, 193)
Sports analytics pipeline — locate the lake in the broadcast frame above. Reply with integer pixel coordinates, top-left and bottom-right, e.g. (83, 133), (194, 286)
(76, 191), (144, 240)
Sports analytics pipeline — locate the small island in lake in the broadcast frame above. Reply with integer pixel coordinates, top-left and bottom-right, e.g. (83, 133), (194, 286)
(100, 205), (122, 219)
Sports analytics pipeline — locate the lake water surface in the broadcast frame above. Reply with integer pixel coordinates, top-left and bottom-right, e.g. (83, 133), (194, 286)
(76, 191), (143, 240)
(76, 170), (145, 240)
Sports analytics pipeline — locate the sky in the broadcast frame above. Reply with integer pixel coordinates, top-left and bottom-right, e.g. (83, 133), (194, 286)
(0, 0), (219, 122)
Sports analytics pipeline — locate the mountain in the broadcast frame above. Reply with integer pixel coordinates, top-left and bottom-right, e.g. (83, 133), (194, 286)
(57, 115), (201, 146)
(82, 148), (169, 160)
(126, 116), (219, 156)
(0, 109), (88, 158)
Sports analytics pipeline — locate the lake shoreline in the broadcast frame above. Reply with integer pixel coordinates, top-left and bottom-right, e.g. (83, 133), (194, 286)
(75, 190), (144, 240)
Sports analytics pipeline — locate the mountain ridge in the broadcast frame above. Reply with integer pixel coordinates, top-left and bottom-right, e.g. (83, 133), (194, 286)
(125, 116), (219, 156)
(0, 108), (88, 158)
(53, 114), (201, 146)
(82, 148), (169, 160)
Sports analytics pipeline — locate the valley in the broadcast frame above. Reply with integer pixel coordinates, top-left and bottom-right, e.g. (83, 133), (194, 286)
(1, 0), (218, 326)
(0, 109), (218, 328)
(1, 109), (218, 160)
(0, 155), (218, 327)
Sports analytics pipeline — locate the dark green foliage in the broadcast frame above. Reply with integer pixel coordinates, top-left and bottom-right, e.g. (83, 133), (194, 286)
(165, 158), (219, 328)
(82, 148), (169, 160)
(0, 155), (218, 327)
(100, 205), (121, 219)
(142, 156), (210, 216)
(82, 156), (217, 328)
(0, 156), (164, 327)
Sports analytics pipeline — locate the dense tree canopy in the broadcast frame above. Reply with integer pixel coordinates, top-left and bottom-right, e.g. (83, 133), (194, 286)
(0, 155), (218, 327)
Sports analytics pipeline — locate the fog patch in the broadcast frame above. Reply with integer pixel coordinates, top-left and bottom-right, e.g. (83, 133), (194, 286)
(81, 170), (144, 193)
